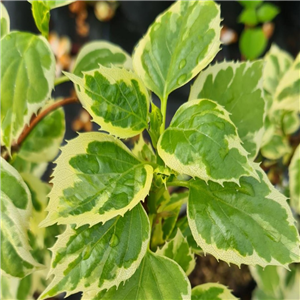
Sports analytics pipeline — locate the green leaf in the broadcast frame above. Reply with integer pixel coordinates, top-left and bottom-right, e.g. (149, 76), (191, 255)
(0, 3), (10, 38)
(40, 204), (149, 299)
(0, 159), (41, 278)
(148, 102), (163, 148)
(133, 0), (221, 100)
(28, 0), (75, 9)
(131, 134), (156, 164)
(30, 1), (50, 37)
(18, 103), (65, 163)
(238, 1), (263, 9)
(86, 250), (191, 300)
(240, 28), (267, 60)
(158, 192), (188, 241)
(1, 275), (32, 300)
(272, 53), (300, 113)
(65, 66), (150, 139)
(192, 283), (237, 300)
(263, 44), (293, 97)
(190, 60), (265, 159)
(1, 32), (55, 150)
(187, 166), (300, 267)
(73, 41), (132, 77)
(289, 145), (300, 215)
(158, 99), (258, 185)
(261, 131), (291, 160)
(282, 111), (300, 135)
(257, 3), (280, 23)
(157, 229), (195, 275)
(41, 132), (153, 227)
(238, 8), (258, 26)
(175, 216), (202, 254)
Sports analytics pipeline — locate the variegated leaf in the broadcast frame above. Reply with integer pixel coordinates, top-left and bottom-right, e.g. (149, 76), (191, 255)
(148, 102), (163, 148)
(65, 66), (150, 139)
(1, 32), (55, 150)
(41, 132), (153, 227)
(189, 61), (266, 159)
(282, 111), (300, 135)
(0, 3), (9, 38)
(73, 41), (132, 77)
(263, 44), (293, 97)
(289, 145), (300, 214)
(157, 229), (195, 275)
(85, 251), (191, 300)
(187, 166), (300, 267)
(261, 131), (292, 160)
(192, 283), (237, 300)
(18, 103), (65, 163)
(0, 159), (41, 278)
(272, 53), (300, 113)
(133, 0), (221, 101)
(131, 134), (156, 164)
(158, 99), (258, 185)
(40, 204), (149, 300)
(1, 275), (33, 300)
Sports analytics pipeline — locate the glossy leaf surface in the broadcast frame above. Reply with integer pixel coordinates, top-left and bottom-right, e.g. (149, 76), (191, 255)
(1, 159), (40, 278)
(192, 283), (237, 300)
(157, 229), (195, 275)
(158, 99), (257, 185)
(187, 167), (300, 267)
(73, 41), (132, 77)
(18, 104), (65, 163)
(0, 3), (9, 37)
(133, 0), (221, 100)
(40, 204), (149, 299)
(87, 251), (191, 300)
(1, 32), (55, 150)
(289, 145), (300, 214)
(190, 61), (265, 159)
(41, 132), (153, 227)
(66, 66), (149, 138)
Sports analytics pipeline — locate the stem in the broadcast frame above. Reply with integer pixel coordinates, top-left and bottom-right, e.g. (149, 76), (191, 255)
(160, 95), (168, 134)
(166, 180), (190, 188)
(54, 75), (70, 86)
(2, 97), (79, 161)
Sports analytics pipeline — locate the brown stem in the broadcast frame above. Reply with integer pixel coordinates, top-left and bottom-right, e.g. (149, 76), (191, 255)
(2, 97), (79, 161)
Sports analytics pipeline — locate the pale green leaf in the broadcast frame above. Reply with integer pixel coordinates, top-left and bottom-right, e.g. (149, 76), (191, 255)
(73, 41), (132, 77)
(18, 103), (65, 163)
(282, 111), (300, 135)
(272, 53), (300, 113)
(190, 60), (266, 159)
(257, 3), (280, 23)
(41, 132), (153, 227)
(261, 131), (291, 160)
(133, 0), (221, 100)
(158, 99), (258, 185)
(0, 3), (10, 38)
(131, 134), (156, 164)
(192, 283), (237, 300)
(40, 204), (149, 299)
(289, 145), (300, 214)
(28, 0), (75, 9)
(157, 229), (195, 275)
(263, 44), (293, 97)
(85, 250), (191, 300)
(187, 166), (300, 267)
(65, 66), (150, 139)
(0, 159), (41, 278)
(240, 28), (267, 60)
(1, 32), (55, 150)
(148, 102), (163, 148)
(238, 1), (263, 9)
(30, 1), (50, 37)
(1, 275), (33, 300)
(238, 8), (258, 26)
